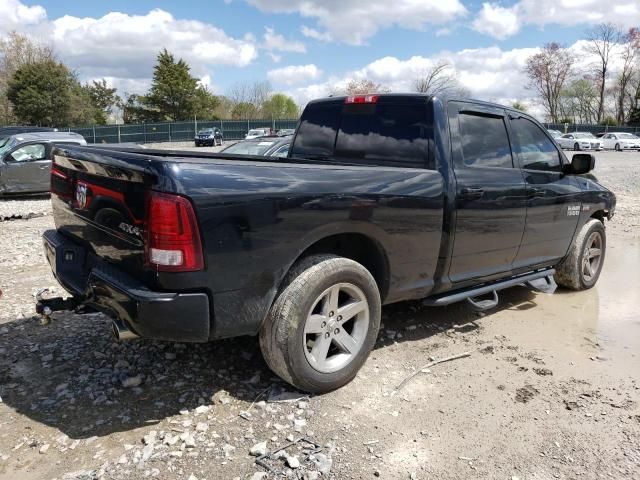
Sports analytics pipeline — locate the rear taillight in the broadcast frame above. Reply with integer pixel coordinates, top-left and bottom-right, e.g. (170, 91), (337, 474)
(345, 95), (379, 104)
(145, 191), (204, 272)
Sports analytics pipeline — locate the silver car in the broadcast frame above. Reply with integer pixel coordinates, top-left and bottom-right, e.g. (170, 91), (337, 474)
(555, 132), (603, 151)
(0, 131), (87, 195)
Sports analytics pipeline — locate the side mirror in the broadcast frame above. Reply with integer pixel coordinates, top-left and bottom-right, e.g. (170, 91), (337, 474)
(564, 153), (595, 175)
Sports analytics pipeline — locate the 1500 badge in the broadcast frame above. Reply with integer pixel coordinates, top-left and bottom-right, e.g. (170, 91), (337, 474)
(567, 205), (581, 216)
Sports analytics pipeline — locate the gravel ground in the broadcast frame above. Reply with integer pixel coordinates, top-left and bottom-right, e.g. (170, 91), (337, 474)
(0, 150), (638, 480)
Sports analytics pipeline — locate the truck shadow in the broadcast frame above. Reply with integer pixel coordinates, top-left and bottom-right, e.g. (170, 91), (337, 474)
(0, 287), (539, 440)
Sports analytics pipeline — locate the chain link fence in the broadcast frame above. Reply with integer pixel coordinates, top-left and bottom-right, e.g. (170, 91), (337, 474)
(64, 119), (299, 144)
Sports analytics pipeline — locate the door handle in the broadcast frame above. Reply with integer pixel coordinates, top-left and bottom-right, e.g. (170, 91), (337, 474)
(528, 188), (545, 198)
(460, 187), (484, 199)
(39, 166), (48, 170)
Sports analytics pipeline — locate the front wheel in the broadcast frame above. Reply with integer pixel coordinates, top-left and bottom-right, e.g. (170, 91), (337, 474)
(615, 143), (621, 151)
(554, 219), (606, 290)
(574, 142), (580, 151)
(260, 255), (381, 393)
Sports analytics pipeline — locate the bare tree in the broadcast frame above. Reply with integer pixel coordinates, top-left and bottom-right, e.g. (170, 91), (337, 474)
(559, 77), (599, 123)
(0, 31), (54, 124)
(330, 79), (391, 96)
(227, 80), (272, 118)
(584, 23), (619, 123)
(413, 61), (469, 97)
(614, 28), (640, 124)
(524, 43), (574, 122)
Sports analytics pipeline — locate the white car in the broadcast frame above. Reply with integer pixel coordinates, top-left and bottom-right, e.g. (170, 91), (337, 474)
(600, 132), (640, 151)
(555, 132), (603, 151)
(547, 129), (563, 139)
(245, 128), (270, 140)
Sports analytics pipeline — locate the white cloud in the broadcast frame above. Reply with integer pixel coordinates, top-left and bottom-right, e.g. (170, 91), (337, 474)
(0, 0), (46, 33)
(247, 0), (468, 45)
(263, 27), (306, 53)
(0, 2), (258, 92)
(472, 3), (520, 40)
(473, 0), (640, 39)
(289, 43), (617, 119)
(300, 25), (333, 42)
(268, 64), (322, 86)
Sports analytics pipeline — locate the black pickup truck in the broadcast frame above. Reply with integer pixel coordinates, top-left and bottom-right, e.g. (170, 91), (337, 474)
(39, 94), (615, 393)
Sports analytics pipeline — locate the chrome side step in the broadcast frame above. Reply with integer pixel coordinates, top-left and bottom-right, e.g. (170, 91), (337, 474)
(423, 268), (556, 308)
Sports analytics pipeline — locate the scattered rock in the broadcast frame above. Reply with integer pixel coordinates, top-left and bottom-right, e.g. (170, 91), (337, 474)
(194, 405), (210, 415)
(38, 444), (50, 454)
(533, 367), (553, 376)
(122, 375), (143, 388)
(251, 473), (268, 480)
(250, 441), (268, 457)
(287, 455), (301, 469)
(222, 444), (236, 458)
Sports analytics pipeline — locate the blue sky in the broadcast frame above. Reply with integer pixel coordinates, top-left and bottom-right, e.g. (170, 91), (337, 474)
(4, 0), (640, 112)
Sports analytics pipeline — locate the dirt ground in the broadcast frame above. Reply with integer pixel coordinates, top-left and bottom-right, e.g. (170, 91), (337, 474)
(0, 150), (639, 480)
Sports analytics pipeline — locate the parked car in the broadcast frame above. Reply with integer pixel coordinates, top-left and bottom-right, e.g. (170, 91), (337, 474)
(38, 94), (615, 393)
(245, 128), (270, 140)
(220, 136), (291, 158)
(547, 129), (563, 139)
(194, 127), (223, 147)
(555, 132), (603, 151)
(600, 132), (640, 151)
(277, 128), (296, 137)
(0, 131), (86, 195)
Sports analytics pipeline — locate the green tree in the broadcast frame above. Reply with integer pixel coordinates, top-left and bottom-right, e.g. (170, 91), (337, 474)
(68, 83), (98, 125)
(193, 86), (221, 120)
(262, 93), (299, 119)
(511, 101), (528, 112)
(121, 93), (159, 124)
(86, 79), (120, 124)
(0, 31), (54, 124)
(231, 101), (258, 120)
(144, 49), (199, 121)
(628, 106), (640, 125)
(7, 59), (72, 126)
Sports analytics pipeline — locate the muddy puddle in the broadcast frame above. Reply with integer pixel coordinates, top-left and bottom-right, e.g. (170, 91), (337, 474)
(489, 234), (640, 378)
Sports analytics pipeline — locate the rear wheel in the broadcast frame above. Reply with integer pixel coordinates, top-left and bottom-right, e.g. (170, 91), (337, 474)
(574, 142), (580, 151)
(260, 255), (381, 393)
(555, 219), (606, 290)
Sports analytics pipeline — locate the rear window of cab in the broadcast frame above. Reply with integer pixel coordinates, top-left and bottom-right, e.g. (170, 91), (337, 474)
(291, 98), (433, 169)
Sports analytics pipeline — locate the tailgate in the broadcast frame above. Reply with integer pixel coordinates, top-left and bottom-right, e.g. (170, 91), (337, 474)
(50, 146), (157, 280)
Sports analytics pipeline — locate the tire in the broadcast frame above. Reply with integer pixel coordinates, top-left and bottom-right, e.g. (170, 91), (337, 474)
(574, 142), (580, 151)
(554, 219), (606, 290)
(615, 143), (621, 152)
(260, 255), (381, 393)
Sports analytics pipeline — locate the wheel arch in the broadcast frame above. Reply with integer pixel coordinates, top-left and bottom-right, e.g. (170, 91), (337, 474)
(288, 232), (391, 303)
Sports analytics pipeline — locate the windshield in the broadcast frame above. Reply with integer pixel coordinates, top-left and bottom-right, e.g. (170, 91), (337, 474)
(575, 132), (595, 139)
(0, 137), (15, 156)
(617, 133), (638, 139)
(247, 129), (265, 136)
(198, 129), (214, 134)
(223, 140), (277, 156)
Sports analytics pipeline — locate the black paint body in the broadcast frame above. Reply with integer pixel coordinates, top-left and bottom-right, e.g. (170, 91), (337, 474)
(43, 95), (616, 342)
